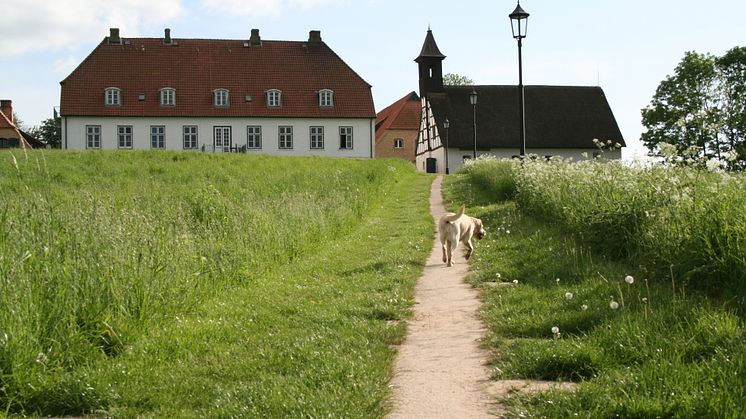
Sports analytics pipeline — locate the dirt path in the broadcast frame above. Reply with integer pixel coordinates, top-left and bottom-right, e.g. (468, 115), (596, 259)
(387, 175), (499, 418)
(387, 176), (576, 418)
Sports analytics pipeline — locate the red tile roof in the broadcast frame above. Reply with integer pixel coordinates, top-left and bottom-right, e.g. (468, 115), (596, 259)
(375, 92), (420, 139)
(60, 34), (375, 118)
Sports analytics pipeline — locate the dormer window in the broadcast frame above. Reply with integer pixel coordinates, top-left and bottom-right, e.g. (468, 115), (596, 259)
(214, 89), (229, 107)
(319, 89), (334, 107)
(160, 88), (176, 106)
(266, 89), (282, 107)
(105, 87), (121, 106)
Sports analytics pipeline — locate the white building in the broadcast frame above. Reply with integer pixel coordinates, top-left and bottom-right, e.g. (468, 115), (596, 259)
(60, 28), (375, 158)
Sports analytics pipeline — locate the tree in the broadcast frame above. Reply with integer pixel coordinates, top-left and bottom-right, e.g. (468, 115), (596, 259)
(716, 47), (746, 170)
(641, 49), (746, 170)
(443, 73), (473, 86)
(28, 118), (61, 148)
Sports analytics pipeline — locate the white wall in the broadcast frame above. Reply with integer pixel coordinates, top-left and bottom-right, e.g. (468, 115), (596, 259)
(62, 116), (375, 159)
(419, 147), (623, 174)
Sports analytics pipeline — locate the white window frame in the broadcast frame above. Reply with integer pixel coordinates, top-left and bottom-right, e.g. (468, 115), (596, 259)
(183, 125), (198, 149)
(214, 89), (229, 107)
(86, 125), (101, 149)
(278, 126), (293, 149)
(394, 138), (404, 149)
(214, 126), (232, 149)
(247, 125), (262, 149)
(117, 125), (133, 149)
(160, 88), (176, 106)
(310, 126), (324, 149)
(151, 125), (166, 149)
(105, 87), (121, 106)
(267, 89), (282, 107)
(319, 89), (334, 107)
(339, 126), (353, 150)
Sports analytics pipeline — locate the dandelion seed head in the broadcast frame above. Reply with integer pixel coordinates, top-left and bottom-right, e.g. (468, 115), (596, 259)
(551, 326), (560, 334)
(610, 301), (620, 310)
(581, 304), (588, 311)
(625, 275), (634, 284)
(565, 292), (573, 300)
(512, 279), (518, 284)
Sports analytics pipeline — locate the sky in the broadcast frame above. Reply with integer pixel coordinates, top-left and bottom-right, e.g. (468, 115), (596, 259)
(1, 0), (745, 160)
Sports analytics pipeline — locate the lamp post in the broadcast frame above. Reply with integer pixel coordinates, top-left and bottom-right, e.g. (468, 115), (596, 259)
(469, 88), (478, 159)
(509, 1), (529, 157)
(443, 118), (450, 174)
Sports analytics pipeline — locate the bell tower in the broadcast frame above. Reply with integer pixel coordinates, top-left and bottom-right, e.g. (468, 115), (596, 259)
(415, 28), (446, 97)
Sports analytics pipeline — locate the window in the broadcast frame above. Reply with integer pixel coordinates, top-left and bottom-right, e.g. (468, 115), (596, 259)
(214, 89), (229, 107)
(319, 89), (334, 107)
(267, 89), (282, 107)
(394, 138), (404, 149)
(278, 126), (293, 149)
(117, 125), (133, 149)
(105, 88), (121, 106)
(151, 126), (165, 149)
(339, 126), (353, 149)
(160, 88), (175, 106)
(310, 126), (324, 149)
(214, 126), (232, 149)
(247, 125), (262, 149)
(183, 125), (198, 149)
(86, 125), (101, 149)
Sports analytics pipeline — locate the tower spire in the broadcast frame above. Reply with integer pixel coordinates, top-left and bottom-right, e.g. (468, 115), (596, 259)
(415, 28), (446, 97)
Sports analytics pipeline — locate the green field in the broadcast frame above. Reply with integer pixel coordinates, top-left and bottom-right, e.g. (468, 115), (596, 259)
(3, 150), (745, 417)
(445, 157), (745, 418)
(0, 150), (433, 417)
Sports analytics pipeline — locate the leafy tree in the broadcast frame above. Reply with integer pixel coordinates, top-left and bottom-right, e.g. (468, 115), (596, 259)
(716, 47), (746, 170)
(28, 118), (61, 148)
(443, 73), (473, 86)
(642, 49), (746, 170)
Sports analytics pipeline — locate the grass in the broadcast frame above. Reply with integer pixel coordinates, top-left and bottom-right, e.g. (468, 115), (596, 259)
(0, 150), (434, 417)
(443, 157), (746, 418)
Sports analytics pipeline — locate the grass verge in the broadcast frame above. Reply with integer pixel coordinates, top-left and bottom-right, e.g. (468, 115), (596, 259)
(443, 164), (745, 418)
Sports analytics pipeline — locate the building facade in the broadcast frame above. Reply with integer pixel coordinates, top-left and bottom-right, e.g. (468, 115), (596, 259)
(414, 29), (625, 173)
(374, 92), (420, 163)
(60, 29), (376, 158)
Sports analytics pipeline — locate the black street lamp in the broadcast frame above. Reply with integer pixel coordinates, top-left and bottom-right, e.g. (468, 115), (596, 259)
(509, 1), (529, 157)
(469, 88), (478, 159)
(443, 117), (450, 174)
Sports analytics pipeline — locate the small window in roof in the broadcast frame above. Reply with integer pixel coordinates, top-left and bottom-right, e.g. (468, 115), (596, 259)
(160, 88), (176, 106)
(105, 87), (121, 106)
(267, 89), (282, 107)
(319, 89), (333, 107)
(214, 89), (229, 107)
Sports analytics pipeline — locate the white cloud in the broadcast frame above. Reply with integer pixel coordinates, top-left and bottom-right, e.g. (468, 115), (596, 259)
(53, 56), (79, 76)
(200, 0), (339, 17)
(1, 0), (185, 55)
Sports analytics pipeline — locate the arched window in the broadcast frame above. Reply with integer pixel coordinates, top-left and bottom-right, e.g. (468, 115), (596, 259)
(319, 89), (334, 107)
(266, 89), (282, 107)
(105, 87), (121, 106)
(160, 88), (176, 106)
(213, 89), (229, 107)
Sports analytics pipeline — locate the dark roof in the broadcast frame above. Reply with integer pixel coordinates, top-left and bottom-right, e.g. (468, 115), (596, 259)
(415, 29), (445, 62)
(375, 92), (420, 139)
(60, 33), (375, 118)
(429, 85), (624, 149)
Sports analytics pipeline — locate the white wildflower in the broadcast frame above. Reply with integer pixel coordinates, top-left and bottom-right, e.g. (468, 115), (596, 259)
(581, 304), (588, 311)
(565, 292), (574, 300)
(512, 279), (519, 284)
(551, 326), (560, 334)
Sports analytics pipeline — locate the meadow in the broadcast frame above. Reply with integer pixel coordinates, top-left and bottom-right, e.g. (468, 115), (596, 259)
(445, 157), (745, 417)
(0, 150), (434, 417)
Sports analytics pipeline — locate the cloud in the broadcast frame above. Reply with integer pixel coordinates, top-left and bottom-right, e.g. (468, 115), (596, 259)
(1, 0), (185, 55)
(200, 0), (339, 17)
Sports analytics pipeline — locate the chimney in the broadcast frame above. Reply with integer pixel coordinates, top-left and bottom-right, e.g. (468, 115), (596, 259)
(164, 28), (172, 44)
(249, 29), (261, 46)
(0, 100), (12, 122)
(108, 28), (121, 45)
(308, 30), (322, 45)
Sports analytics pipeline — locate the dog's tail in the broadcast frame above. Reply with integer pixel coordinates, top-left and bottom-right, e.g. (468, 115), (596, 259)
(442, 205), (465, 223)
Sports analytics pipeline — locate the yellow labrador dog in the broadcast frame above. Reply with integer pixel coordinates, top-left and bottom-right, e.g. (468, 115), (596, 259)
(439, 205), (486, 267)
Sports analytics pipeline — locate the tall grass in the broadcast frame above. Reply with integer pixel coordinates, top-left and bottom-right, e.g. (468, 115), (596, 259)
(469, 158), (746, 297)
(0, 150), (425, 415)
(445, 158), (746, 417)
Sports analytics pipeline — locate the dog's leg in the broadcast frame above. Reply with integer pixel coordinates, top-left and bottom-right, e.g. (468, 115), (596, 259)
(441, 241), (448, 264)
(446, 239), (453, 267)
(465, 238), (474, 260)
